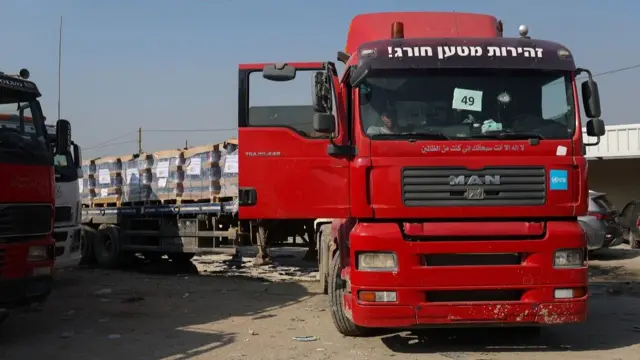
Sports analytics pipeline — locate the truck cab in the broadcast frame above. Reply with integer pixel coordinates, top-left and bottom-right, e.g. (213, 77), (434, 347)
(46, 124), (83, 268)
(0, 69), (67, 318)
(238, 12), (605, 335)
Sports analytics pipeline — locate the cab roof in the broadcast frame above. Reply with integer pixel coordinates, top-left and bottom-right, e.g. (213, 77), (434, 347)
(345, 12), (502, 55)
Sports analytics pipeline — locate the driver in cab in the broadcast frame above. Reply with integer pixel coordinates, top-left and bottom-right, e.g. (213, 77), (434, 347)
(366, 107), (400, 135)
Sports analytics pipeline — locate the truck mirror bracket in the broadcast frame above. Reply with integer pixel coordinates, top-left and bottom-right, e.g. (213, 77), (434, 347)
(327, 144), (356, 157)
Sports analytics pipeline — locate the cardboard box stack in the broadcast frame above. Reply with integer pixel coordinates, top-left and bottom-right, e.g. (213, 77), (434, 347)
(81, 138), (238, 207)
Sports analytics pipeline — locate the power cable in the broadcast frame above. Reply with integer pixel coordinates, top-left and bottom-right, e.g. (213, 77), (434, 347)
(85, 130), (138, 149)
(84, 140), (138, 151)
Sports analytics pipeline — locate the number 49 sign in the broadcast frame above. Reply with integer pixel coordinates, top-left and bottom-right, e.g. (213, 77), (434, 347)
(452, 88), (483, 112)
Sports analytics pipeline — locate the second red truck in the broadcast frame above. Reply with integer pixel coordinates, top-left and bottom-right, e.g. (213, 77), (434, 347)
(239, 11), (604, 335)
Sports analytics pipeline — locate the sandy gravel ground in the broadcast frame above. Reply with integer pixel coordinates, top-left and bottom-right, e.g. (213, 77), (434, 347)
(1, 245), (639, 360)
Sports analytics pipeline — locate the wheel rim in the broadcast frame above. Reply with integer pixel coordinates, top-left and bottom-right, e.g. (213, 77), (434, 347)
(101, 234), (113, 254)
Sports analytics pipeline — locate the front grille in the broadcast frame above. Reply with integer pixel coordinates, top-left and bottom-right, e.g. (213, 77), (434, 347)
(55, 206), (72, 223)
(0, 204), (52, 237)
(402, 166), (546, 207)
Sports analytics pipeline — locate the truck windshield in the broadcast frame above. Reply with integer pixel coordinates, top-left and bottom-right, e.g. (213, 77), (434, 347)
(359, 69), (575, 140)
(0, 97), (49, 165)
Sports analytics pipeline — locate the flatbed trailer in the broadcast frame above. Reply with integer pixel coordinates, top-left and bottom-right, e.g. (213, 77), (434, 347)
(81, 200), (244, 267)
(81, 200), (316, 267)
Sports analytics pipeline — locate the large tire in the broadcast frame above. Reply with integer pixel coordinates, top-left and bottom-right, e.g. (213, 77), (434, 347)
(80, 225), (98, 265)
(94, 224), (129, 269)
(317, 225), (331, 295)
(328, 250), (368, 337)
(168, 253), (195, 264)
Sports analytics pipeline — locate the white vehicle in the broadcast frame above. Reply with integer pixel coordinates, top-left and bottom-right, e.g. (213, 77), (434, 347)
(47, 125), (83, 268)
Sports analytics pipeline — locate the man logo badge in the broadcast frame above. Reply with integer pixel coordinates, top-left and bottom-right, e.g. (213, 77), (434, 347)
(464, 188), (485, 200)
(449, 175), (501, 186)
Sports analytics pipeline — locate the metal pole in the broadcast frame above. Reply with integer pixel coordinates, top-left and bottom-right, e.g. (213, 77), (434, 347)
(57, 16), (62, 119)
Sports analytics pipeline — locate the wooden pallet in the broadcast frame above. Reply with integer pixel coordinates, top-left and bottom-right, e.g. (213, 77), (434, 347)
(90, 196), (122, 208)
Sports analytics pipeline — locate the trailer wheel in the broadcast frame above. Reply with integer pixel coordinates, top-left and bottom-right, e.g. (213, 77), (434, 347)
(80, 225), (98, 265)
(168, 253), (195, 264)
(317, 224), (331, 295)
(94, 224), (130, 269)
(329, 250), (368, 337)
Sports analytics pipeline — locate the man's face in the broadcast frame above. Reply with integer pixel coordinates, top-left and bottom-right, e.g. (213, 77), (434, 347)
(381, 113), (396, 128)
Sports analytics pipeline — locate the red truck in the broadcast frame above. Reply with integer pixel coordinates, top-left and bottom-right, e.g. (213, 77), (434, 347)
(0, 69), (69, 322)
(238, 12), (605, 335)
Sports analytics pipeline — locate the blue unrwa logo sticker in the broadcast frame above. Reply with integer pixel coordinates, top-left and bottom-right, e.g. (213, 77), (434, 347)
(549, 169), (568, 191)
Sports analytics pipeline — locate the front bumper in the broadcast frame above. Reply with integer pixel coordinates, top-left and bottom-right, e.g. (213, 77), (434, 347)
(348, 292), (587, 328)
(0, 275), (53, 308)
(53, 225), (82, 269)
(346, 221), (588, 328)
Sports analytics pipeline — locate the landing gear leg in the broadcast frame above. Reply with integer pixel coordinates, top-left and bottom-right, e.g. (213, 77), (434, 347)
(254, 220), (272, 266)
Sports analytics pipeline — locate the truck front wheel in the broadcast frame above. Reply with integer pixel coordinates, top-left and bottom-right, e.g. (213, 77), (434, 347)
(328, 250), (369, 337)
(80, 225), (98, 265)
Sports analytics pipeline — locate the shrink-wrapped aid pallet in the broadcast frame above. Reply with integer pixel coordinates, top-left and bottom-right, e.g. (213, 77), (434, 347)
(149, 149), (184, 203)
(120, 154), (145, 203)
(90, 156), (123, 205)
(220, 140), (238, 199)
(132, 153), (158, 203)
(182, 143), (223, 201)
(80, 161), (92, 206)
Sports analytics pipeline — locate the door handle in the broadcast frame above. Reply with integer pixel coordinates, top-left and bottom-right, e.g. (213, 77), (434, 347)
(239, 187), (257, 206)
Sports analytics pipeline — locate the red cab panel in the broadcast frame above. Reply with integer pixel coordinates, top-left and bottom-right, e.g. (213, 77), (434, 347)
(237, 62), (350, 220)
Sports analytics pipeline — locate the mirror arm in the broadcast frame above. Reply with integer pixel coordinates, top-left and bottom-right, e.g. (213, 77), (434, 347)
(322, 116), (355, 157)
(584, 136), (601, 147)
(576, 67), (595, 82)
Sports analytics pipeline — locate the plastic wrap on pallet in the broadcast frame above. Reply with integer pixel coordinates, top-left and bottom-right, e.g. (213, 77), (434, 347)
(149, 149), (184, 202)
(220, 144), (238, 198)
(90, 156), (123, 201)
(78, 137), (239, 206)
(124, 153), (156, 202)
(183, 144), (222, 201)
(80, 162), (91, 205)
(120, 154), (142, 203)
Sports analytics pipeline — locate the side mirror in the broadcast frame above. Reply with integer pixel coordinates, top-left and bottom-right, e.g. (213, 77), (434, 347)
(262, 63), (296, 82)
(313, 113), (335, 134)
(72, 142), (82, 168)
(586, 118), (605, 137)
(312, 72), (332, 113)
(581, 79), (602, 119)
(350, 63), (371, 87)
(56, 119), (71, 154)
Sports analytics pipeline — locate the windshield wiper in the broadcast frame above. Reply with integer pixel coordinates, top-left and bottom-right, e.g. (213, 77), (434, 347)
(371, 131), (450, 140)
(471, 131), (545, 140)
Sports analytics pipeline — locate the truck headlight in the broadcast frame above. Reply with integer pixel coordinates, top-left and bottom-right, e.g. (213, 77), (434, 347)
(357, 252), (397, 271)
(553, 249), (584, 268)
(27, 246), (49, 262)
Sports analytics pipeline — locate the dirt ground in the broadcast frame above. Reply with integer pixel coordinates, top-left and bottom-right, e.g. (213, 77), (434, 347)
(1, 245), (640, 360)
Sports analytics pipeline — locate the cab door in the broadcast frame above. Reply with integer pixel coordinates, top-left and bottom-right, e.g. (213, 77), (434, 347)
(237, 62), (350, 220)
